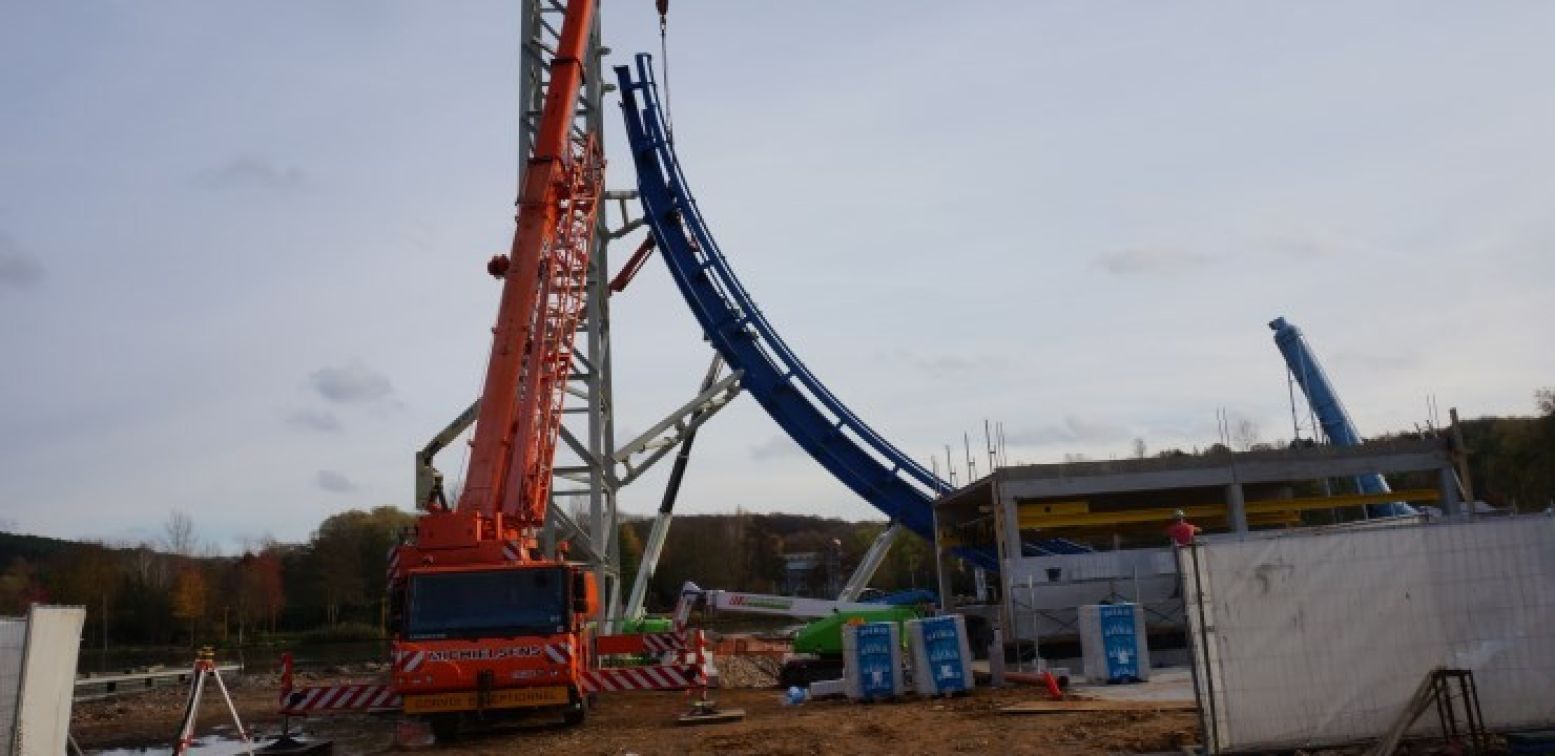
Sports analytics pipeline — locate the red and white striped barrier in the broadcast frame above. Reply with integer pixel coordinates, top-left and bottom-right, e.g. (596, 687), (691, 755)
(280, 683), (401, 715)
(277, 630), (713, 713)
(278, 651), (400, 716)
(595, 631), (687, 656)
(583, 629), (711, 693)
(641, 632), (687, 655)
(581, 663), (704, 692)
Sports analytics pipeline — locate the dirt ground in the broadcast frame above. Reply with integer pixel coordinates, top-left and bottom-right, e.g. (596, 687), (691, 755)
(73, 673), (1198, 755)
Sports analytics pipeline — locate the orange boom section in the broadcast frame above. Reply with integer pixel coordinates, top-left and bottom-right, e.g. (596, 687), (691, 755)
(453, 0), (601, 541)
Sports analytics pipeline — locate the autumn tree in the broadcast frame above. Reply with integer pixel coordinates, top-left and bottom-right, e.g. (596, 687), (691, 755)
(163, 510), (197, 556)
(46, 542), (121, 648)
(304, 507), (414, 628)
(0, 558), (46, 614)
(226, 547), (284, 641)
(255, 548), (285, 634)
(171, 566), (208, 646)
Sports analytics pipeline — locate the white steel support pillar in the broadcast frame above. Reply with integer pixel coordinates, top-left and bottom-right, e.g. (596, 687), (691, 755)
(514, 1), (744, 627)
(521, 0), (622, 625)
(838, 522), (903, 602)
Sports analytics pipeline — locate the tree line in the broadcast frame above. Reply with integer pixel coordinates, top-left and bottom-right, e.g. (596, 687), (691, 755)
(0, 506), (415, 648)
(0, 505), (939, 649)
(1, 390), (1548, 649)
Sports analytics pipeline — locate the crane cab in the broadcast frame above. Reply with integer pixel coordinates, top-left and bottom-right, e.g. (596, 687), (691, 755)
(390, 561), (597, 730)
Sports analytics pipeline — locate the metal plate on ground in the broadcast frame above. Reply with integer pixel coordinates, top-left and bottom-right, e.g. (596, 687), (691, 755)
(999, 699), (1196, 714)
(677, 708), (746, 726)
(403, 685), (569, 714)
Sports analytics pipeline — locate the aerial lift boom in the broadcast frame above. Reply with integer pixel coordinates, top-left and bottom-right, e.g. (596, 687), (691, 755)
(414, 399), (478, 510)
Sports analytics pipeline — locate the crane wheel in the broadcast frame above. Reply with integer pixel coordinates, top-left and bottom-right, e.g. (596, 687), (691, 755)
(428, 714), (460, 742)
(563, 686), (589, 726)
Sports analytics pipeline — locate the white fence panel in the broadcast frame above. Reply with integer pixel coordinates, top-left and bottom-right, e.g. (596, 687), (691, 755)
(1183, 517), (1555, 753)
(0, 619), (26, 756)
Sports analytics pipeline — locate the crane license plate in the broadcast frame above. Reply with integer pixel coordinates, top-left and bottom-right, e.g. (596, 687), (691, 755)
(403, 685), (570, 714)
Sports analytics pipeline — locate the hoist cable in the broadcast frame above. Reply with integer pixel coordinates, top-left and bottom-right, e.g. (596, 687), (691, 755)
(658, 2), (674, 143)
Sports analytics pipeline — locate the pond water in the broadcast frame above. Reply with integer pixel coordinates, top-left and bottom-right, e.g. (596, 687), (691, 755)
(89, 725), (258, 755)
(88, 722), (389, 755)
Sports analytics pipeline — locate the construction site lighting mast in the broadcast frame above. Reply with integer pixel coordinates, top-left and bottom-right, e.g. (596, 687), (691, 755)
(387, 0), (604, 729)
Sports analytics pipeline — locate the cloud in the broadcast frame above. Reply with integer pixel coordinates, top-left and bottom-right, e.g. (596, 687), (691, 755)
(1095, 247), (1214, 276)
(309, 362), (395, 405)
(197, 156), (308, 191)
(285, 408), (342, 433)
(1331, 349), (1420, 372)
(1006, 415), (1131, 446)
(0, 233), (45, 289)
(879, 350), (1011, 378)
(749, 435), (803, 461)
(315, 469), (357, 493)
(1263, 235), (1343, 260)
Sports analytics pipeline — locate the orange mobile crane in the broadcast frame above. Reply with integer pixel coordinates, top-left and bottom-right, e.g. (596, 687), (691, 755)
(385, 0), (602, 735)
(277, 1), (722, 740)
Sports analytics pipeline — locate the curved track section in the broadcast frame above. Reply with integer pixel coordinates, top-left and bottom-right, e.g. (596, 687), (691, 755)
(617, 55), (1081, 569)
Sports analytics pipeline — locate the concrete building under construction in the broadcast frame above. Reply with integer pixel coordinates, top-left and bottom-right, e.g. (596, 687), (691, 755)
(932, 437), (1465, 643)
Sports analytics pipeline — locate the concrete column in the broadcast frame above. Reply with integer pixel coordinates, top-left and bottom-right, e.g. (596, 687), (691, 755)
(1000, 481), (1023, 563)
(1439, 465), (1463, 518)
(995, 478), (1021, 638)
(988, 625), (1006, 687)
(1225, 482), (1249, 534)
(932, 505), (953, 610)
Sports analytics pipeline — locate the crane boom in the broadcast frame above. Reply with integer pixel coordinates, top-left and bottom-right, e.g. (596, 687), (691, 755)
(457, 0), (601, 536)
(382, 0), (604, 732)
(1269, 316), (1415, 517)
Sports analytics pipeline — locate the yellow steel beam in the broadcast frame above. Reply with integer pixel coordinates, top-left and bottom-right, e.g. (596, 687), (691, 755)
(1020, 500), (1090, 516)
(1017, 488), (1438, 530)
(1244, 488), (1438, 514)
(1018, 504), (1218, 530)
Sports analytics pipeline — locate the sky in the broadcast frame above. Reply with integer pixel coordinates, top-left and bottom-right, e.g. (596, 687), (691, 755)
(2, 2), (1552, 551)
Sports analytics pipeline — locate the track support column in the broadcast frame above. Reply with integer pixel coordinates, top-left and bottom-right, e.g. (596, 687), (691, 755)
(1225, 482), (1249, 534)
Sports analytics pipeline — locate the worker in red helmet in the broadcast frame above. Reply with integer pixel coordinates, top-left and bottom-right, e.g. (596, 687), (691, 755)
(1166, 510), (1201, 547)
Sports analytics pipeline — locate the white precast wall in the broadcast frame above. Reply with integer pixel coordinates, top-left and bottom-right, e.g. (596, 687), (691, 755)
(14, 606), (85, 755)
(1182, 517), (1555, 753)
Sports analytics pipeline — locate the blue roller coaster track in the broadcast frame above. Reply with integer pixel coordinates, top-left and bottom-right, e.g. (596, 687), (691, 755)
(616, 55), (1087, 569)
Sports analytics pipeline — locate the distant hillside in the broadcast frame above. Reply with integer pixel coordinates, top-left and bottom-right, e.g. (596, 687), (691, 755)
(0, 530), (80, 566)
